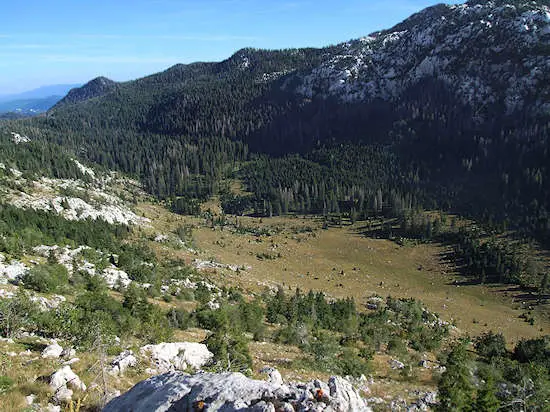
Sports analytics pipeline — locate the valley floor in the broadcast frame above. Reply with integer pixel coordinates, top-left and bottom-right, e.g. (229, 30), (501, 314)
(137, 204), (550, 345)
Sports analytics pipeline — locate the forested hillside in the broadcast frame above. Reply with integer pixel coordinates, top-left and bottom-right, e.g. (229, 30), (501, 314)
(2, 0), (549, 244)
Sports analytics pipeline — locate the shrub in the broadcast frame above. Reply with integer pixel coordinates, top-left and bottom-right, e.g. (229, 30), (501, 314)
(21, 264), (69, 293)
(337, 348), (371, 377)
(0, 290), (38, 338)
(475, 332), (508, 361)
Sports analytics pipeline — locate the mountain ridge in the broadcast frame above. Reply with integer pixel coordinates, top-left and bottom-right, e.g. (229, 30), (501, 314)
(6, 0), (550, 245)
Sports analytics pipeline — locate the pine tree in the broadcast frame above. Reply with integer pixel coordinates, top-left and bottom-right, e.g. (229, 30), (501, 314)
(475, 375), (500, 412)
(438, 342), (475, 411)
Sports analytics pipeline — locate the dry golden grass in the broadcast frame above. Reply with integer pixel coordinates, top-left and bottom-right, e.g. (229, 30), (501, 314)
(136, 203), (550, 344)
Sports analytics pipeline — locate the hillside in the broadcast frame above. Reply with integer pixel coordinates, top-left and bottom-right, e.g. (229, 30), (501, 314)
(0, 133), (548, 411)
(0, 1), (546, 250)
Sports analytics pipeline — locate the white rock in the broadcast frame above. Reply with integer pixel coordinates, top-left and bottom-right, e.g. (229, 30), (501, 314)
(261, 366), (283, 386)
(61, 347), (76, 358)
(25, 394), (36, 405)
(0, 260), (28, 284)
(63, 358), (80, 366)
(72, 159), (95, 178)
(10, 132), (30, 144)
(42, 342), (64, 359)
(43, 403), (61, 412)
(329, 376), (371, 411)
(49, 365), (86, 392)
(389, 359), (405, 370)
(110, 350), (138, 375)
(0, 289), (15, 299)
(140, 342), (213, 373)
(101, 267), (131, 289)
(54, 387), (73, 403)
(31, 294), (66, 311)
(103, 372), (371, 412)
(154, 234), (169, 242)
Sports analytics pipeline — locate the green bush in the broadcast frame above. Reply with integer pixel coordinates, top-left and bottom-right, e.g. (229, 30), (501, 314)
(475, 332), (508, 361)
(337, 348), (371, 377)
(0, 290), (38, 338)
(21, 264), (69, 293)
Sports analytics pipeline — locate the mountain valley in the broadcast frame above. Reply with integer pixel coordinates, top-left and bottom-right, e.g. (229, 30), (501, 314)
(1, 1), (550, 411)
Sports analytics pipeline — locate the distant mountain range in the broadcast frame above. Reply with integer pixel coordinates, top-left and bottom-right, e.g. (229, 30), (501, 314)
(0, 83), (81, 115)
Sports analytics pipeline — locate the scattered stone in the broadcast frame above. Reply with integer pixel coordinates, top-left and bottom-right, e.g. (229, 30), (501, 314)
(31, 295), (66, 311)
(110, 350), (138, 375)
(103, 372), (372, 412)
(154, 234), (169, 243)
(389, 359), (405, 370)
(42, 342), (64, 359)
(25, 394), (36, 405)
(418, 360), (430, 369)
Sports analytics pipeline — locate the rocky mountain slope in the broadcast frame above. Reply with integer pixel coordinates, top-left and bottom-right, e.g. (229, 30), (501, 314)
(293, 0), (550, 117)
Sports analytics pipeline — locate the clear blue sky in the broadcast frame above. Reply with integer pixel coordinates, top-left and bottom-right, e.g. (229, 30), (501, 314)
(0, 0), (461, 95)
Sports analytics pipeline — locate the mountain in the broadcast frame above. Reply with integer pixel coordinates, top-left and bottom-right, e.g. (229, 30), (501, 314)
(0, 95), (63, 115)
(0, 83), (81, 102)
(5, 0), (550, 243)
(0, 83), (82, 115)
(54, 76), (118, 106)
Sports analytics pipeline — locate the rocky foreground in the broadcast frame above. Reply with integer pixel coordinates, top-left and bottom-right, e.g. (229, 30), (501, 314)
(103, 371), (372, 412)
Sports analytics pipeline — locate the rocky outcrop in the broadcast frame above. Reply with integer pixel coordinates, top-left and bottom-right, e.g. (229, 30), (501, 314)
(101, 268), (131, 289)
(0, 257), (28, 284)
(140, 342), (213, 373)
(103, 371), (372, 412)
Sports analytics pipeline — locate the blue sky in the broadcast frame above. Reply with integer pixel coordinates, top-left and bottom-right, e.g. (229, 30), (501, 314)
(0, 0), (461, 95)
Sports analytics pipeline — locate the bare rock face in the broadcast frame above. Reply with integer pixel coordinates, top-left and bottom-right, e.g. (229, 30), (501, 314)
(102, 371), (372, 412)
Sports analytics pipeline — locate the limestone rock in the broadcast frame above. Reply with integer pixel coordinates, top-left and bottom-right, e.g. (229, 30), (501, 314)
(103, 371), (372, 412)
(389, 359), (405, 369)
(140, 342), (213, 373)
(53, 387), (73, 403)
(109, 350), (138, 375)
(329, 375), (370, 412)
(101, 268), (131, 289)
(50, 365), (86, 392)
(0, 259), (28, 284)
(260, 366), (283, 386)
(42, 342), (63, 359)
